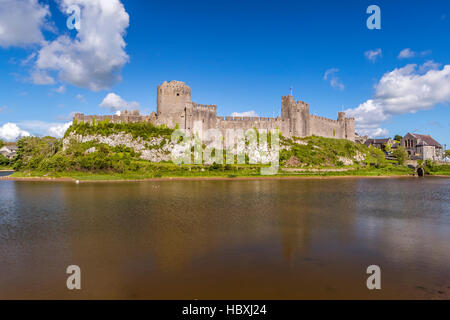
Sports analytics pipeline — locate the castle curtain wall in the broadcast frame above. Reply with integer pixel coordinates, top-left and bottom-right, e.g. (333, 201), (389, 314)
(308, 115), (346, 139)
(74, 81), (355, 142)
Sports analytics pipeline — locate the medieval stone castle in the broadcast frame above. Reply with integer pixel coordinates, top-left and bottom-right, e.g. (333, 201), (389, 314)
(74, 80), (355, 141)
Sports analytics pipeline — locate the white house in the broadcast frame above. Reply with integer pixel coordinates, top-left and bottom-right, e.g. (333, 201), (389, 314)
(0, 145), (18, 160)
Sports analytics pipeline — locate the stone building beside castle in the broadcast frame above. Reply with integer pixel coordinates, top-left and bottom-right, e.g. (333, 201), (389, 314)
(74, 80), (355, 141)
(402, 133), (443, 161)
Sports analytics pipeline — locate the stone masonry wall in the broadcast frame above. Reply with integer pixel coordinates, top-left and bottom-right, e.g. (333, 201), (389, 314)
(309, 115), (344, 139)
(74, 110), (156, 124)
(73, 80), (355, 142)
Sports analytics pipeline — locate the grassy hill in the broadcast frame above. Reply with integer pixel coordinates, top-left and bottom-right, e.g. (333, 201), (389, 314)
(7, 121), (431, 179)
(280, 135), (386, 167)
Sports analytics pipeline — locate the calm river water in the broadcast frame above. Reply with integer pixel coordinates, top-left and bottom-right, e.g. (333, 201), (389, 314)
(0, 177), (449, 299)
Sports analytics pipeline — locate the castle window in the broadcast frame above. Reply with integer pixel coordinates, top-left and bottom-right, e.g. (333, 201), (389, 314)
(177, 93), (180, 96)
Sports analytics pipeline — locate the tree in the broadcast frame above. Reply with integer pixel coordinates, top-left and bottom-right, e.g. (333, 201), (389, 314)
(0, 139), (4, 149)
(393, 146), (408, 165)
(445, 150), (450, 158)
(13, 136), (61, 170)
(394, 135), (403, 142)
(368, 146), (387, 166)
(0, 154), (9, 166)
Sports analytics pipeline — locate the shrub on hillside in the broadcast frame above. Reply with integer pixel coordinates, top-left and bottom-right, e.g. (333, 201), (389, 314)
(280, 135), (369, 167)
(392, 146), (408, 165)
(0, 154), (9, 166)
(65, 121), (174, 140)
(13, 136), (61, 170)
(367, 146), (387, 167)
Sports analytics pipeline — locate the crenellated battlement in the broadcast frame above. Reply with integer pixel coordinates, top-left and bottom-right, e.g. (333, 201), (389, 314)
(191, 103), (217, 111)
(73, 81), (355, 141)
(74, 110), (156, 124)
(310, 114), (339, 123)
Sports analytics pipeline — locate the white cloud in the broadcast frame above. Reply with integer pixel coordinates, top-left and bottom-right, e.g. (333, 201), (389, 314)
(398, 48), (415, 59)
(32, 0), (130, 91)
(365, 127), (389, 137)
(21, 52), (37, 66)
(0, 0), (51, 48)
(231, 110), (259, 117)
(17, 120), (73, 138)
(346, 62), (450, 137)
(398, 48), (431, 59)
(47, 122), (72, 138)
(323, 68), (344, 91)
(57, 111), (79, 121)
(75, 94), (86, 102)
(0, 123), (30, 141)
(323, 68), (338, 80)
(418, 60), (441, 73)
(100, 93), (139, 112)
(31, 69), (55, 85)
(53, 85), (66, 94)
(364, 48), (382, 62)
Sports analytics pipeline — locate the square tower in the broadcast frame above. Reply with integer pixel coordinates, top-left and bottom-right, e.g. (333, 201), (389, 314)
(157, 80), (191, 116)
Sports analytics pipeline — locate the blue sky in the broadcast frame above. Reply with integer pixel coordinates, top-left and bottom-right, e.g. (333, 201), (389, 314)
(0, 0), (449, 147)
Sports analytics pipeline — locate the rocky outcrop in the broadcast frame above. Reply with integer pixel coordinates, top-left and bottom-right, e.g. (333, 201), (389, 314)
(337, 156), (353, 166)
(285, 156), (300, 167)
(355, 151), (366, 162)
(63, 131), (279, 164)
(63, 132), (174, 162)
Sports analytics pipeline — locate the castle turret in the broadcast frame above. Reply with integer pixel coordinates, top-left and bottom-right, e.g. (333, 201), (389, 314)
(337, 112), (355, 141)
(345, 117), (355, 141)
(157, 80), (191, 128)
(157, 80), (191, 116)
(281, 95), (310, 137)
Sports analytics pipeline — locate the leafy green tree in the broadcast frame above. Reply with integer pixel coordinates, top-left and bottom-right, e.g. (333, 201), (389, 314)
(368, 145), (386, 166)
(394, 135), (403, 142)
(446, 150), (450, 158)
(13, 136), (61, 170)
(0, 139), (4, 148)
(393, 146), (408, 165)
(0, 154), (9, 166)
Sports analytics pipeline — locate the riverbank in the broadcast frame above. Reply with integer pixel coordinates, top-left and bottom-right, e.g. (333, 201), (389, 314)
(0, 175), (424, 183)
(2, 172), (447, 183)
(2, 164), (448, 182)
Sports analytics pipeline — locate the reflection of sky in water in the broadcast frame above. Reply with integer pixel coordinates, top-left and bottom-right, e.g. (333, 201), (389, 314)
(0, 178), (449, 299)
(352, 178), (450, 277)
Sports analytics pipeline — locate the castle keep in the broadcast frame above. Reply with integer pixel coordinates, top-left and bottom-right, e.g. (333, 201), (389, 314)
(74, 80), (355, 141)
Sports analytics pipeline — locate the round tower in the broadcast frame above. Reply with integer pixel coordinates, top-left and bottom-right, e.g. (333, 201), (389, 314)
(157, 80), (191, 116)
